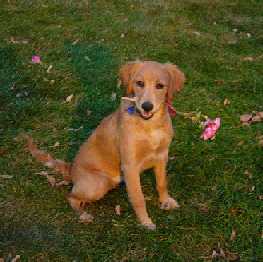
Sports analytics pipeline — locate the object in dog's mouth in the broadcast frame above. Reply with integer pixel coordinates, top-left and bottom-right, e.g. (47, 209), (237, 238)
(121, 96), (137, 102)
(201, 117), (221, 140)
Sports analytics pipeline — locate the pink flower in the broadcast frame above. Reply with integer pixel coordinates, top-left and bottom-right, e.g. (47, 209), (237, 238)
(31, 55), (41, 63)
(201, 118), (221, 140)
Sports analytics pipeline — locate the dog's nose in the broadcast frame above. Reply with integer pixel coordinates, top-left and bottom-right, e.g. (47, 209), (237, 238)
(141, 101), (153, 112)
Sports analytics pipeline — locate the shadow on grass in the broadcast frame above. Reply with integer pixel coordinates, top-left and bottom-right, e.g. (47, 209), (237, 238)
(64, 42), (121, 160)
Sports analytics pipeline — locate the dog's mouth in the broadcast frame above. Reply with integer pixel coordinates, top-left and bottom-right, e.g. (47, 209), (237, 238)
(139, 110), (154, 120)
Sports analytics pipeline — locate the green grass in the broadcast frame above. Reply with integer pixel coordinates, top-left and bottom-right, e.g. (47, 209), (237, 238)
(0, 0), (262, 261)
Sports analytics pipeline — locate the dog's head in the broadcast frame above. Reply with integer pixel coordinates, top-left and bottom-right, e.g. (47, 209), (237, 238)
(119, 61), (185, 119)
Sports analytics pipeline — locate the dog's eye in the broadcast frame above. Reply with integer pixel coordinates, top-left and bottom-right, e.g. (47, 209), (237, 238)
(156, 83), (164, 89)
(136, 81), (144, 88)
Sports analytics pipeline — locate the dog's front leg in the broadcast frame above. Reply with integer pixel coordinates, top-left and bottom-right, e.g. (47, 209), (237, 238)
(154, 157), (180, 210)
(124, 167), (156, 230)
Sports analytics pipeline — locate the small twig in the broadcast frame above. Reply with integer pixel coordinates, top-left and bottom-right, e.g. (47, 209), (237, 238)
(121, 97), (136, 102)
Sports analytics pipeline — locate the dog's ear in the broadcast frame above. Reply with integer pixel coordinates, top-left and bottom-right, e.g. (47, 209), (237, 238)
(119, 61), (142, 95)
(164, 63), (185, 101)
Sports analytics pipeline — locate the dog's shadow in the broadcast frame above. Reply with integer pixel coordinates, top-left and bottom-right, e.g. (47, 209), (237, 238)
(65, 43), (121, 161)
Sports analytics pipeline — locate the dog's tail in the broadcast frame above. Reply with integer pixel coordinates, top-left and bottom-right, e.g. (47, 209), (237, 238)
(24, 135), (72, 182)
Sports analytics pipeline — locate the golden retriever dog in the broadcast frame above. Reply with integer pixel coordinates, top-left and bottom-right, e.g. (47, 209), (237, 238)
(27, 61), (185, 230)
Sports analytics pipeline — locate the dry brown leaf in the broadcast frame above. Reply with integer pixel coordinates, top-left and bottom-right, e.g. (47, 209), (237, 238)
(47, 65), (53, 73)
(115, 205), (121, 215)
(211, 247), (225, 259)
(65, 94), (74, 103)
(257, 195), (263, 200)
(55, 180), (70, 187)
(242, 56), (254, 62)
(230, 228), (237, 241)
(86, 110), (92, 116)
(53, 141), (60, 147)
(214, 79), (225, 85)
(11, 255), (20, 262)
(0, 175), (13, 179)
(256, 111), (263, 119)
(111, 92), (117, 101)
(0, 258), (4, 262)
(72, 39), (80, 45)
(46, 175), (56, 187)
(237, 140), (244, 147)
(198, 203), (209, 214)
(79, 212), (94, 224)
(251, 115), (261, 123)
(36, 171), (49, 176)
(240, 114), (252, 124)
(225, 251), (240, 261)
(244, 170), (252, 179)
(223, 98), (230, 106)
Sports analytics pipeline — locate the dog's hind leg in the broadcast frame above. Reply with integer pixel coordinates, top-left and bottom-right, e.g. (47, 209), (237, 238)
(67, 171), (117, 223)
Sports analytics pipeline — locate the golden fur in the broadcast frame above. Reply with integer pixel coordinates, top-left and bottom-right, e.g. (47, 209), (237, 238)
(27, 61), (185, 230)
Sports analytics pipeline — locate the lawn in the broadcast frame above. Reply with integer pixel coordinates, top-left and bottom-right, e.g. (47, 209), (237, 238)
(0, 0), (262, 261)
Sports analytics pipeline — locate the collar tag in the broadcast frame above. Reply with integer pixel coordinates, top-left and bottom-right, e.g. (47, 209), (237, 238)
(127, 106), (136, 115)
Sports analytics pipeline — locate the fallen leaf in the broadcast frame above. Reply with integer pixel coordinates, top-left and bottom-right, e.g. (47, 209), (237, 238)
(237, 140), (244, 146)
(230, 228), (237, 241)
(257, 195), (263, 200)
(251, 115), (261, 123)
(46, 175), (56, 187)
(47, 65), (53, 73)
(72, 39), (80, 45)
(214, 79), (225, 85)
(256, 112), (263, 119)
(115, 205), (121, 215)
(244, 170), (252, 179)
(79, 212), (94, 224)
(36, 171), (49, 176)
(84, 56), (90, 61)
(223, 98), (230, 106)
(0, 258), (4, 262)
(198, 203), (209, 214)
(246, 33), (252, 38)
(211, 247), (225, 259)
(120, 33), (125, 38)
(11, 255), (20, 262)
(0, 175), (13, 179)
(193, 31), (201, 36)
(55, 180), (70, 187)
(225, 251), (240, 261)
(86, 110), (92, 116)
(0, 149), (7, 156)
(242, 56), (254, 62)
(111, 92), (117, 101)
(53, 141), (60, 147)
(240, 114), (252, 124)
(65, 94), (74, 103)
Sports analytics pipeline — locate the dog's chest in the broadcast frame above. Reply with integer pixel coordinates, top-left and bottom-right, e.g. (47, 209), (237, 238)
(148, 129), (167, 150)
(141, 126), (172, 152)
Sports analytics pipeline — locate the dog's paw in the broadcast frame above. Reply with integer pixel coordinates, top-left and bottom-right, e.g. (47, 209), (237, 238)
(142, 222), (156, 230)
(79, 212), (94, 224)
(160, 197), (180, 210)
